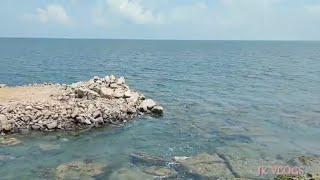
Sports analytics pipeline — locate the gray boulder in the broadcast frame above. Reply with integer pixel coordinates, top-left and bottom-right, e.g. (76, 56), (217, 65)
(151, 106), (164, 115)
(46, 121), (58, 129)
(139, 99), (156, 112)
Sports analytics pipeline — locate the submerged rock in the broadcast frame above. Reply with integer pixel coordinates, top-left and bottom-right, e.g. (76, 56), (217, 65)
(0, 154), (15, 161)
(287, 156), (320, 178)
(143, 166), (178, 179)
(109, 167), (153, 180)
(0, 137), (22, 146)
(55, 160), (106, 180)
(38, 143), (61, 151)
(130, 152), (170, 166)
(174, 153), (234, 179)
(274, 174), (316, 180)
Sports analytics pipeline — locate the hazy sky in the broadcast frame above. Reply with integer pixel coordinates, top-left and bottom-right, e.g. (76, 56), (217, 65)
(1, 0), (320, 40)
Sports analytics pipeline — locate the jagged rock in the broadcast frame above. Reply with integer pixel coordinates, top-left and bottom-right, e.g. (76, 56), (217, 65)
(46, 121), (58, 129)
(76, 116), (91, 125)
(130, 152), (170, 166)
(143, 166), (178, 178)
(0, 137), (22, 146)
(56, 160), (106, 180)
(175, 153), (234, 179)
(93, 110), (101, 118)
(139, 99), (156, 112)
(92, 117), (104, 123)
(100, 87), (113, 98)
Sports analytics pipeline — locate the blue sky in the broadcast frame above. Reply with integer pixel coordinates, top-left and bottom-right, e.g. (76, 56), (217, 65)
(1, 0), (320, 40)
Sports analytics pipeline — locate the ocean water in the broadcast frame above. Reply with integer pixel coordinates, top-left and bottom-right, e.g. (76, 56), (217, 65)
(0, 38), (319, 179)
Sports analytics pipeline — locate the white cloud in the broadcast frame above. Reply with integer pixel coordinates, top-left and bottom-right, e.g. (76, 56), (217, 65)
(105, 0), (164, 24)
(94, 0), (212, 28)
(305, 4), (320, 15)
(25, 4), (72, 25)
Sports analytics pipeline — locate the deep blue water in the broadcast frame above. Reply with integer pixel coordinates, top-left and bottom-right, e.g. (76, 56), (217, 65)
(0, 38), (320, 179)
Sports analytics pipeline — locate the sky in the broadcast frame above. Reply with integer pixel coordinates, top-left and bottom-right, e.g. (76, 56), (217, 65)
(0, 0), (320, 40)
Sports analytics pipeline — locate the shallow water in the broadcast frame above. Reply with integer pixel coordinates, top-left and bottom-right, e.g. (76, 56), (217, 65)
(0, 38), (320, 179)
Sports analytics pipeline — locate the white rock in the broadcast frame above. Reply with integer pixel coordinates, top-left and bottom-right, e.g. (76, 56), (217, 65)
(84, 119), (92, 125)
(25, 106), (33, 111)
(0, 84), (7, 88)
(104, 76), (110, 83)
(100, 87), (113, 98)
(93, 76), (100, 81)
(110, 75), (116, 82)
(124, 90), (132, 98)
(113, 89), (125, 98)
(116, 77), (125, 85)
(110, 83), (119, 89)
(46, 121), (57, 129)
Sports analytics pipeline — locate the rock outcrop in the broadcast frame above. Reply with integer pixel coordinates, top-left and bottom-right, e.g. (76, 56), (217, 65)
(0, 75), (164, 135)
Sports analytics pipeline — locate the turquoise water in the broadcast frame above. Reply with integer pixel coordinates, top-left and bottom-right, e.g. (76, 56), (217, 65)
(0, 38), (320, 179)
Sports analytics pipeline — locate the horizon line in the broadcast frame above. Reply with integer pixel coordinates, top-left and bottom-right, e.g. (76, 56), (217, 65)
(0, 36), (320, 42)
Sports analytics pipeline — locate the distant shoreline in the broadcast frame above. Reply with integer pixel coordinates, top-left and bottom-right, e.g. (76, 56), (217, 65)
(0, 37), (319, 42)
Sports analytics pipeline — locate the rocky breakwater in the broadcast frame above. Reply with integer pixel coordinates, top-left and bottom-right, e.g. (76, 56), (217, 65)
(0, 75), (163, 135)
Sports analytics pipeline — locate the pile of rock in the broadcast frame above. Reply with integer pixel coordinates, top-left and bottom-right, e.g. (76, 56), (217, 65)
(0, 75), (163, 135)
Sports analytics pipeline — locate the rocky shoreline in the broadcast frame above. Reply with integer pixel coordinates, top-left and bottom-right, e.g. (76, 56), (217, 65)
(0, 75), (163, 135)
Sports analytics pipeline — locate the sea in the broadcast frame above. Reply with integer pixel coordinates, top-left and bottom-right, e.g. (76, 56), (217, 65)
(0, 38), (319, 179)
